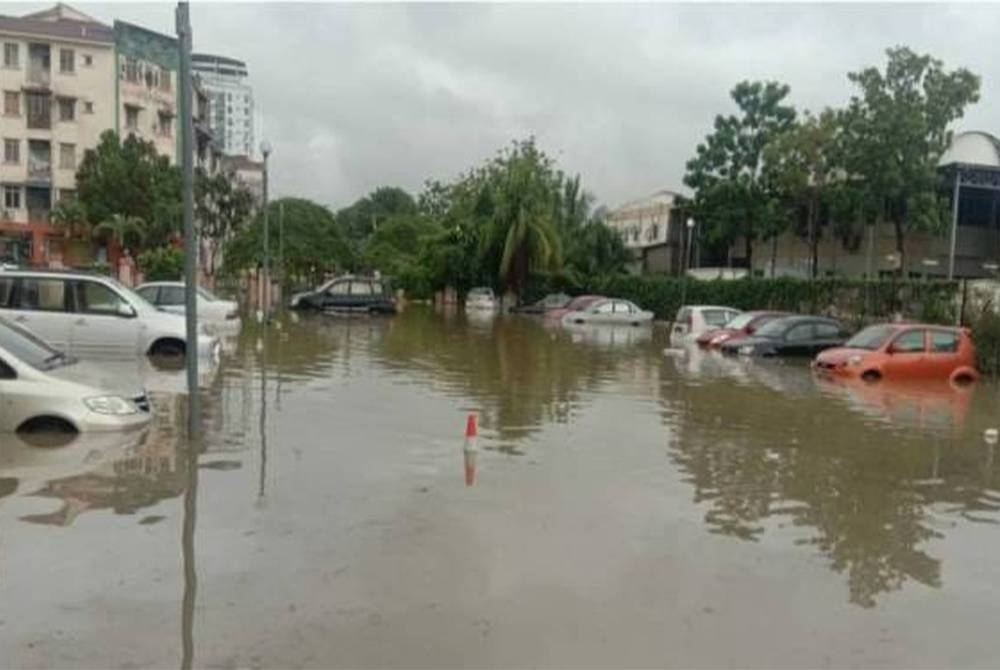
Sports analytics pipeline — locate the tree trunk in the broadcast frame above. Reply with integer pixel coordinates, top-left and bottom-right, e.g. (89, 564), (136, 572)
(769, 234), (777, 278)
(744, 217), (753, 274)
(893, 219), (906, 277)
(808, 195), (818, 280)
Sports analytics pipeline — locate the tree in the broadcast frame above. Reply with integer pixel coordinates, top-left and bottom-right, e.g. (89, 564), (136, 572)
(75, 131), (181, 249)
(361, 213), (441, 277)
(840, 46), (980, 274)
(763, 109), (842, 278)
(93, 214), (145, 251)
(222, 197), (353, 284)
(336, 186), (417, 257)
(195, 168), (255, 281)
(50, 199), (89, 237)
(478, 139), (562, 295)
(684, 81), (797, 271)
(137, 246), (184, 281)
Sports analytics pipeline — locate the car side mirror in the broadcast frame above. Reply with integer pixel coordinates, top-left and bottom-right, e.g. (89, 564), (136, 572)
(885, 345), (897, 355)
(118, 303), (137, 318)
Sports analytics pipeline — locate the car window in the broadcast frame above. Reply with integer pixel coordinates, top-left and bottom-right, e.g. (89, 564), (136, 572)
(891, 329), (926, 353)
(785, 324), (813, 342)
(158, 286), (186, 306)
(0, 317), (61, 370)
(350, 281), (373, 296)
(136, 286), (159, 304)
(929, 330), (959, 354)
(18, 278), (68, 312)
(0, 356), (14, 379)
(702, 309), (731, 327)
(815, 323), (841, 338)
(593, 301), (614, 314)
(0, 277), (14, 307)
(614, 301), (634, 313)
(79, 281), (128, 315)
(329, 281), (349, 296)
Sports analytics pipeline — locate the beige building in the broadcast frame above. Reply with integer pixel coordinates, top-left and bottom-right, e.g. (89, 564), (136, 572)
(0, 4), (115, 264)
(607, 189), (689, 274)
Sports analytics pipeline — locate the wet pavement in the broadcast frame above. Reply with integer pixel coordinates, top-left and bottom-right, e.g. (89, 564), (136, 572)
(2, 306), (1000, 668)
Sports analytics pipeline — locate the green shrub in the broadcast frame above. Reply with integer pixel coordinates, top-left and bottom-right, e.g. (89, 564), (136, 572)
(970, 309), (1000, 379)
(138, 246), (184, 281)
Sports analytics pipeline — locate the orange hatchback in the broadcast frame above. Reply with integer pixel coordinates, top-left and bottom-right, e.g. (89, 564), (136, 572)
(813, 323), (978, 383)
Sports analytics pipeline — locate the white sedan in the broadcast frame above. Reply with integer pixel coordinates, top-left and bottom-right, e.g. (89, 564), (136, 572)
(135, 282), (240, 323)
(561, 298), (653, 326)
(0, 317), (152, 434)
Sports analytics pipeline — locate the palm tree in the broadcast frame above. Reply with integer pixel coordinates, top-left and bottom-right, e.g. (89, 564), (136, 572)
(93, 214), (145, 251)
(50, 200), (89, 238)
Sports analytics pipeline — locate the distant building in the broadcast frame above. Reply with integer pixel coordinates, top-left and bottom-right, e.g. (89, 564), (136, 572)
(739, 130), (1000, 279)
(191, 53), (254, 157)
(221, 154), (264, 204)
(0, 3), (116, 265)
(606, 190), (689, 274)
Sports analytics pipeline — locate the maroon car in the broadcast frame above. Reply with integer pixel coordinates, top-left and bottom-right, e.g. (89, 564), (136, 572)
(545, 295), (605, 322)
(696, 311), (790, 348)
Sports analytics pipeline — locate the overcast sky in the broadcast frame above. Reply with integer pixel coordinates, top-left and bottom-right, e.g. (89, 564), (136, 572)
(8, 2), (1000, 211)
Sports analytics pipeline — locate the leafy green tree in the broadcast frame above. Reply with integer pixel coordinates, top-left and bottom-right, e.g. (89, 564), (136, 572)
(195, 168), (255, 280)
(336, 186), (417, 256)
(840, 46), (980, 273)
(362, 214), (441, 277)
(137, 246), (184, 281)
(763, 109), (842, 278)
(222, 197), (353, 284)
(75, 131), (181, 248)
(50, 199), (89, 237)
(684, 81), (797, 271)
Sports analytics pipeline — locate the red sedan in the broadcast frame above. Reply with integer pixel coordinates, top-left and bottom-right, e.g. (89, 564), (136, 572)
(545, 295), (605, 322)
(696, 311), (789, 349)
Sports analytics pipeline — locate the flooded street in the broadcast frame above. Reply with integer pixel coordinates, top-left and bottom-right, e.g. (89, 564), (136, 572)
(3, 306), (1000, 668)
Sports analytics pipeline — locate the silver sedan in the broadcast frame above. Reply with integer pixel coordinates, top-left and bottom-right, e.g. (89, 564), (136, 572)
(561, 298), (653, 326)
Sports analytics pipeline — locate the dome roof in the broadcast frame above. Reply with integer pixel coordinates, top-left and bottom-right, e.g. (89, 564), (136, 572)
(939, 131), (1000, 168)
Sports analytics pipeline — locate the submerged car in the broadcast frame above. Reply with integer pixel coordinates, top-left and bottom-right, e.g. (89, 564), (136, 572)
(696, 311), (789, 348)
(671, 305), (741, 341)
(289, 275), (396, 314)
(135, 282), (240, 323)
(0, 316), (151, 433)
(466, 287), (499, 311)
(545, 294), (605, 322)
(720, 315), (850, 358)
(512, 293), (571, 314)
(561, 298), (653, 326)
(813, 323), (978, 383)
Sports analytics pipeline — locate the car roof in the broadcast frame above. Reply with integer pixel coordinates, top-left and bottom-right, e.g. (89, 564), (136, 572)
(686, 305), (740, 311)
(769, 315), (840, 325)
(0, 268), (114, 281)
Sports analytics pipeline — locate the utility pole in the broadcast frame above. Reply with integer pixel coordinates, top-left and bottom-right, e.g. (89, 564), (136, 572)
(260, 140), (272, 319)
(176, 1), (198, 438)
(278, 201), (284, 300)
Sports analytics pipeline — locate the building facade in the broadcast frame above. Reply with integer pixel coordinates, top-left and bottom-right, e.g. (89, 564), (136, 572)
(191, 53), (254, 158)
(0, 4), (115, 265)
(606, 190), (688, 274)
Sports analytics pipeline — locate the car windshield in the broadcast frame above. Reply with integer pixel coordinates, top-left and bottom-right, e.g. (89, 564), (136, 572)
(703, 309), (736, 327)
(469, 288), (493, 298)
(845, 324), (897, 350)
(197, 286), (220, 301)
(754, 319), (793, 338)
(723, 312), (756, 330)
(568, 296), (600, 310)
(0, 317), (71, 370)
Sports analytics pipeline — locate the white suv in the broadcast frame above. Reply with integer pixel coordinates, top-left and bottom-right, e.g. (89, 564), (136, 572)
(0, 270), (219, 360)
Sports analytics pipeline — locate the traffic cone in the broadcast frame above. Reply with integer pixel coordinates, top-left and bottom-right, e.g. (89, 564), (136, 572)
(463, 413), (478, 486)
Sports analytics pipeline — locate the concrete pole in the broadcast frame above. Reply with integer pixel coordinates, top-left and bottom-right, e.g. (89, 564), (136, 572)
(176, 2), (198, 439)
(261, 150), (270, 315)
(948, 168), (961, 280)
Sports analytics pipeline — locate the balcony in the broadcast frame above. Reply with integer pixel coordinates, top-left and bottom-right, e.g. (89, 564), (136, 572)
(26, 93), (51, 130)
(27, 65), (51, 87)
(27, 141), (52, 182)
(27, 44), (51, 88)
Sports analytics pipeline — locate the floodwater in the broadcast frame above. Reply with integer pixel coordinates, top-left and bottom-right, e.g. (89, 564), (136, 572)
(2, 306), (1000, 669)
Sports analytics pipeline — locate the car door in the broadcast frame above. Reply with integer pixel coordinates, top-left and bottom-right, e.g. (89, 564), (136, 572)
(69, 279), (141, 358)
(324, 280), (350, 309)
(883, 328), (927, 378)
(0, 355), (15, 431)
(781, 323), (815, 356)
(672, 307), (691, 338)
(926, 329), (961, 378)
(8, 276), (73, 351)
(349, 280), (373, 311)
(613, 300), (637, 324)
(813, 322), (846, 356)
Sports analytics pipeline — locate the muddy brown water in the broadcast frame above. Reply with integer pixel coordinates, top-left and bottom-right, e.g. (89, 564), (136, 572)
(2, 306), (1000, 668)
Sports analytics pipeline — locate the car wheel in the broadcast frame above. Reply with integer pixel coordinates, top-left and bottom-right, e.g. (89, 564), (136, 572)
(861, 370), (882, 383)
(150, 338), (186, 358)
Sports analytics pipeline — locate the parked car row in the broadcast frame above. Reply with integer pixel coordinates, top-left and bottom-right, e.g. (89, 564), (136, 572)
(0, 268), (233, 436)
(673, 303), (979, 384)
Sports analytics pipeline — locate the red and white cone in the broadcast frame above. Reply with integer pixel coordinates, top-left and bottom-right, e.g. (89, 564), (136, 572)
(463, 413), (478, 486)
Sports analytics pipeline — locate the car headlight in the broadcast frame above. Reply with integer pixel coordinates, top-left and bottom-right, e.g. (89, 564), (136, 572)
(847, 354), (863, 366)
(85, 396), (138, 416)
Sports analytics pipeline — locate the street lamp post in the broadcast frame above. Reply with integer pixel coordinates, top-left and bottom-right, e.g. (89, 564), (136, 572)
(260, 140), (272, 317)
(680, 217), (696, 308)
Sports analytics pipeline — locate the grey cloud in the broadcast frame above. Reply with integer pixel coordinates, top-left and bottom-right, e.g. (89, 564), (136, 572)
(10, 2), (1000, 210)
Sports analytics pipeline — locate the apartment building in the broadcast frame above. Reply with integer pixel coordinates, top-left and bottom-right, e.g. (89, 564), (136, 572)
(606, 190), (689, 274)
(0, 4), (115, 265)
(191, 52), (255, 158)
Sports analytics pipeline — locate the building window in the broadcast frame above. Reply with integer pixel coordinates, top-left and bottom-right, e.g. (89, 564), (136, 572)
(3, 90), (19, 116)
(84, 100), (94, 114)
(122, 57), (140, 83)
(58, 97), (75, 122)
(58, 188), (76, 203)
(59, 143), (75, 170)
(3, 185), (21, 210)
(157, 112), (173, 138)
(83, 54), (93, 67)
(3, 43), (18, 69)
(3, 138), (19, 164)
(159, 67), (171, 92)
(125, 105), (140, 131)
(59, 48), (74, 74)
